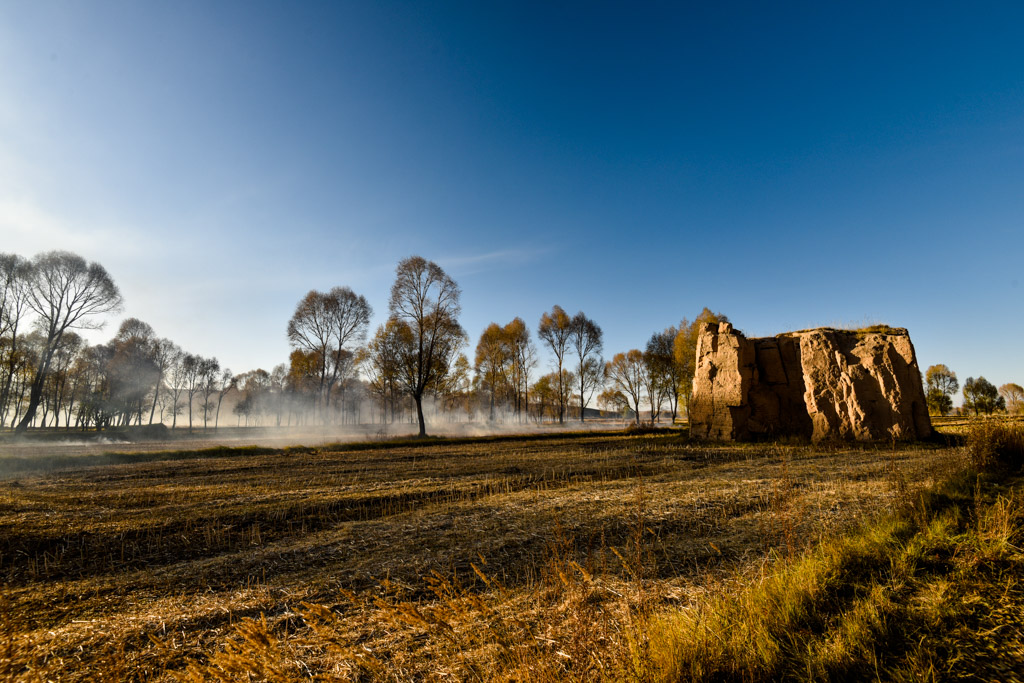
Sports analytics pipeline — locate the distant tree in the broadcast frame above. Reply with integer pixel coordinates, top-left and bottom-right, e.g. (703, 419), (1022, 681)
(1, 338), (35, 428)
(472, 320), (534, 421)
(60, 339), (90, 429)
(963, 376), (1004, 416)
(41, 331), (82, 427)
(645, 327), (680, 422)
(214, 368), (235, 428)
(640, 349), (666, 424)
(148, 338), (178, 425)
(15, 251), (122, 431)
(232, 393), (253, 426)
(578, 357), (605, 420)
(286, 291), (331, 410)
(538, 305), (573, 424)
(530, 372), (562, 423)
(475, 322), (511, 420)
(108, 319), (159, 425)
(361, 321), (408, 424)
(387, 256), (464, 437)
(673, 308), (728, 421)
(234, 369), (271, 425)
(269, 364), (289, 426)
(432, 352), (472, 420)
(925, 388), (953, 417)
(198, 357), (222, 429)
(926, 364), (959, 397)
(569, 312), (603, 422)
(287, 348), (321, 419)
(0, 254), (31, 341)
(0, 254), (33, 426)
(597, 388), (631, 418)
(76, 343), (115, 429)
(924, 364), (959, 416)
(605, 350), (645, 424)
(999, 383), (1024, 414)
(329, 349), (358, 423)
(504, 318), (535, 421)
(161, 344), (186, 427)
(180, 353), (202, 431)
(325, 287), (372, 414)
(287, 286), (371, 422)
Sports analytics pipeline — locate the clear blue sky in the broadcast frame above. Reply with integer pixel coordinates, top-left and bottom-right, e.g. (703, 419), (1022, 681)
(2, 1), (1022, 393)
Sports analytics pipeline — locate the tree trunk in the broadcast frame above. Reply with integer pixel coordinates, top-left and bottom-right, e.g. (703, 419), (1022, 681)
(415, 393), (427, 437)
(149, 381), (161, 425)
(15, 363), (50, 433)
(579, 374), (585, 422)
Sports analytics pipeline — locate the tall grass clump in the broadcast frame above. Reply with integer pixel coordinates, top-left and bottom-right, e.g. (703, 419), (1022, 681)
(644, 443), (1024, 683)
(963, 420), (1024, 472)
(645, 516), (915, 681)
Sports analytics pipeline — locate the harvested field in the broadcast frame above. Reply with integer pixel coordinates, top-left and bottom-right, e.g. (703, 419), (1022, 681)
(0, 430), (964, 680)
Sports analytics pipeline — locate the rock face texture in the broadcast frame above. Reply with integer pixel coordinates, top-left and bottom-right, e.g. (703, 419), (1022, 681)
(690, 323), (932, 441)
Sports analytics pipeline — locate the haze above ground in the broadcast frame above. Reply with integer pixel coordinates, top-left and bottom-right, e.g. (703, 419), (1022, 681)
(1, 1), (1021, 390)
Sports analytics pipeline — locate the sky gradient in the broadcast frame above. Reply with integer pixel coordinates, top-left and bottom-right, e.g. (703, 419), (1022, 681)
(2, 1), (1022, 396)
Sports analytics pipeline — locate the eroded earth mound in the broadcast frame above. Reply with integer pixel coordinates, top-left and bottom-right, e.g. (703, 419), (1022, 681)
(690, 322), (932, 441)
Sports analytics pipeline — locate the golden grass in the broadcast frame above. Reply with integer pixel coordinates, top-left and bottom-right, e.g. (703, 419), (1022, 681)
(644, 425), (1024, 683)
(0, 430), (984, 680)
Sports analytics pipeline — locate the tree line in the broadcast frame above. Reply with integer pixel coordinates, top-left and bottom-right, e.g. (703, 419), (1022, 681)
(6, 250), (1018, 436)
(924, 364), (1023, 417)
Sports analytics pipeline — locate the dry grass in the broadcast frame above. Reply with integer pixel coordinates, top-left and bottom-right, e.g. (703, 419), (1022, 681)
(0, 430), (970, 680)
(645, 424), (1024, 682)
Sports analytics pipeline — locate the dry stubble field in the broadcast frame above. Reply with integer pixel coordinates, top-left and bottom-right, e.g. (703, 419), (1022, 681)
(0, 429), (962, 680)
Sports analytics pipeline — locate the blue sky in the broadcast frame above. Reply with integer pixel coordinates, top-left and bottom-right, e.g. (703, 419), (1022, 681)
(1, 1), (1022, 393)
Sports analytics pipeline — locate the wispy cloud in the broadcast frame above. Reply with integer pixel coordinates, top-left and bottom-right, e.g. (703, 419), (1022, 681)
(438, 246), (553, 276)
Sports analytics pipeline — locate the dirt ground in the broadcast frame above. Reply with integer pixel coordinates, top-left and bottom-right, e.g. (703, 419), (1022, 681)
(0, 430), (959, 680)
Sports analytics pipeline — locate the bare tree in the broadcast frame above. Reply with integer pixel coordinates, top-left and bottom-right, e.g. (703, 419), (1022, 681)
(0, 254), (33, 425)
(435, 352), (472, 419)
(538, 305), (573, 424)
(475, 322), (512, 420)
(505, 318), (535, 421)
(605, 350), (645, 424)
(646, 327), (680, 422)
(362, 320), (409, 424)
(640, 351), (663, 424)
(164, 345), (187, 428)
(214, 368), (235, 428)
(388, 256), (464, 437)
(16, 251), (122, 432)
(325, 287), (371, 413)
(149, 338), (178, 425)
(286, 291), (333, 417)
(287, 286), (371, 422)
(198, 357), (222, 429)
(329, 348), (357, 422)
(999, 383), (1024, 414)
(598, 388), (631, 418)
(41, 331), (83, 427)
(569, 312), (603, 421)
(181, 353), (203, 432)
